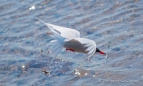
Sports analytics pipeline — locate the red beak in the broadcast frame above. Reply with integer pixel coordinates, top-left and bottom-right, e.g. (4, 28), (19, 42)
(100, 51), (106, 55)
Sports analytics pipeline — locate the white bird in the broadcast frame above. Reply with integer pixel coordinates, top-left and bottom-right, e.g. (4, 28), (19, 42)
(36, 18), (106, 64)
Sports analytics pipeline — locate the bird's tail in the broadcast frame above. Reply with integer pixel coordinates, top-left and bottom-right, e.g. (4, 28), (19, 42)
(36, 17), (65, 66)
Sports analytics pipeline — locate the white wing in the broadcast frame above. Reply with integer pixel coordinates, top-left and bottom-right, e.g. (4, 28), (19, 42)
(36, 17), (80, 39)
(74, 38), (96, 58)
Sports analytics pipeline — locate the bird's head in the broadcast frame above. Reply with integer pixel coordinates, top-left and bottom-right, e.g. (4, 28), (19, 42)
(96, 48), (106, 55)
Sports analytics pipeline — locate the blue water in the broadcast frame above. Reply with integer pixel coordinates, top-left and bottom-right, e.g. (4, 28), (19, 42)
(0, 0), (143, 86)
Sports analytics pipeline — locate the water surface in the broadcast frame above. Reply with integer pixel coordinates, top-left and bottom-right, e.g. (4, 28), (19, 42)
(0, 0), (143, 86)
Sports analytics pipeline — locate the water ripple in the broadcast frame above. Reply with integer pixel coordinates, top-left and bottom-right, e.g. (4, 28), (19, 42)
(0, 0), (143, 86)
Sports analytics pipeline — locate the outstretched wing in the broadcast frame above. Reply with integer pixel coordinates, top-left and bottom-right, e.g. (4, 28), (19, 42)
(74, 38), (96, 58)
(36, 17), (80, 39)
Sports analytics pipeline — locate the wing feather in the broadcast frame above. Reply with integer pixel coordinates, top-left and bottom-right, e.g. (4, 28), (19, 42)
(74, 38), (96, 58)
(86, 47), (94, 54)
(36, 17), (80, 39)
(47, 23), (80, 39)
(85, 44), (93, 52)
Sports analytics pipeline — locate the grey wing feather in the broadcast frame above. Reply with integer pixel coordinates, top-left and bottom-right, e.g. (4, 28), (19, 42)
(75, 38), (96, 58)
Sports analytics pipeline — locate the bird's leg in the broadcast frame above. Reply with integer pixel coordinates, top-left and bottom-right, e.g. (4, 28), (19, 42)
(66, 48), (74, 52)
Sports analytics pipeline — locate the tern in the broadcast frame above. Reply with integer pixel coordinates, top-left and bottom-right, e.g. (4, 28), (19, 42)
(36, 18), (106, 64)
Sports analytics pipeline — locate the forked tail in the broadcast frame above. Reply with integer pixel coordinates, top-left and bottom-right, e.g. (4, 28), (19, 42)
(36, 17), (65, 66)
